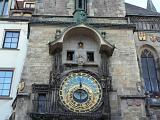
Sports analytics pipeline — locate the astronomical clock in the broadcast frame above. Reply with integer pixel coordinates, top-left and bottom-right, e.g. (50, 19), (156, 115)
(59, 72), (102, 113)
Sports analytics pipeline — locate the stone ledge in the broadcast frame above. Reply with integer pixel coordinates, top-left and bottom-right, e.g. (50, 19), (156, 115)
(0, 48), (20, 51)
(12, 92), (30, 109)
(0, 96), (13, 100)
(17, 92), (30, 97)
(119, 95), (146, 99)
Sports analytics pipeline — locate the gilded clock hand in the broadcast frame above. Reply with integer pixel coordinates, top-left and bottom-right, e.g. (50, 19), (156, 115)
(79, 77), (83, 101)
(79, 77), (82, 88)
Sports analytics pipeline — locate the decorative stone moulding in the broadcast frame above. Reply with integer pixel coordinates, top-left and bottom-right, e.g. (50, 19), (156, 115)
(49, 24), (115, 56)
(127, 99), (142, 106)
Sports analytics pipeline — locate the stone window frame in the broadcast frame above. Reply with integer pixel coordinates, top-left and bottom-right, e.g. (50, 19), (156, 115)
(31, 84), (51, 112)
(138, 45), (160, 94)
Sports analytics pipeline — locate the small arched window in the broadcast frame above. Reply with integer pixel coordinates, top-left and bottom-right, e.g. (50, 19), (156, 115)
(141, 49), (159, 92)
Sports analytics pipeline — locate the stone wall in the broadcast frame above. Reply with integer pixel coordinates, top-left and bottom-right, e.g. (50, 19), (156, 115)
(22, 25), (60, 93)
(104, 29), (145, 120)
(35, 0), (126, 17)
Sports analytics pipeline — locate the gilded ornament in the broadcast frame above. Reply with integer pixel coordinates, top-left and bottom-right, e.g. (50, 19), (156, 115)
(138, 32), (147, 41)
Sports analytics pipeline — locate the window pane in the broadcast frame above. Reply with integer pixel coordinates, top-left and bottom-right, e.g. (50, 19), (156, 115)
(11, 43), (17, 48)
(3, 84), (10, 89)
(3, 0), (9, 16)
(6, 32), (13, 37)
(38, 94), (46, 113)
(0, 78), (4, 83)
(25, 4), (30, 8)
(141, 58), (149, 78)
(5, 38), (12, 42)
(0, 70), (13, 96)
(141, 58), (151, 91)
(0, 0), (3, 15)
(39, 94), (46, 101)
(151, 78), (159, 92)
(0, 90), (2, 95)
(31, 4), (35, 8)
(144, 78), (152, 91)
(4, 78), (11, 83)
(0, 84), (3, 89)
(12, 38), (18, 42)
(4, 43), (11, 48)
(12, 32), (19, 37)
(5, 71), (13, 77)
(0, 72), (5, 77)
(11, 0), (15, 9)
(147, 58), (159, 91)
(141, 49), (159, 92)
(1, 90), (9, 96)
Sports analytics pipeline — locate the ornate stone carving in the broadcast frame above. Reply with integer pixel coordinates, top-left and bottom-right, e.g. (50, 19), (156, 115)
(18, 81), (25, 93)
(77, 55), (85, 66)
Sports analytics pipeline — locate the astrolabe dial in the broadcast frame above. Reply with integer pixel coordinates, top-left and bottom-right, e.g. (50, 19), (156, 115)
(59, 72), (102, 113)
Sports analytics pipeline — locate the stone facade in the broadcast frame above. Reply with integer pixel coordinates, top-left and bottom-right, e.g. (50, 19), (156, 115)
(13, 23), (145, 120)
(35, 0), (126, 17)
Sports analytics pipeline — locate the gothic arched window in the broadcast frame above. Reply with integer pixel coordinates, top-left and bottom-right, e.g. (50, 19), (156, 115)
(141, 49), (159, 92)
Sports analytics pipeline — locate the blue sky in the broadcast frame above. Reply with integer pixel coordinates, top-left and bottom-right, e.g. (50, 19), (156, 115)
(125, 0), (160, 12)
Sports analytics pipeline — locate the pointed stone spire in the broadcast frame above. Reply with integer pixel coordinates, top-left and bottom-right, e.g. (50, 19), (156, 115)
(147, 0), (157, 12)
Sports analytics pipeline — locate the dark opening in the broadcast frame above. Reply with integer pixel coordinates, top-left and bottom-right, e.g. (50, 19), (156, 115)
(78, 0), (82, 9)
(87, 52), (94, 62)
(67, 51), (75, 61)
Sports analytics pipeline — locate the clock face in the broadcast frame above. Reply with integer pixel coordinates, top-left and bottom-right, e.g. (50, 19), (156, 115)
(59, 72), (102, 113)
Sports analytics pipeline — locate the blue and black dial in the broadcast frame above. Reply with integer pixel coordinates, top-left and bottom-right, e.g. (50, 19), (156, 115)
(59, 72), (102, 113)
